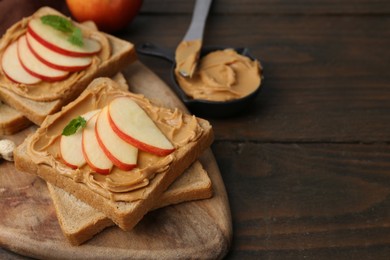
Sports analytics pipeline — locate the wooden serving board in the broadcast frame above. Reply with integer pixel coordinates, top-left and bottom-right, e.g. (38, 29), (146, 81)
(0, 61), (232, 259)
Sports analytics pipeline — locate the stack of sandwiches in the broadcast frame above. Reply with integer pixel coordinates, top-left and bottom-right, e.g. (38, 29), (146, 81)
(0, 7), (214, 245)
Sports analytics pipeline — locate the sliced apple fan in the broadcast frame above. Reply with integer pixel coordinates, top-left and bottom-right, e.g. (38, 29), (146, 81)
(1, 17), (101, 84)
(60, 97), (175, 175)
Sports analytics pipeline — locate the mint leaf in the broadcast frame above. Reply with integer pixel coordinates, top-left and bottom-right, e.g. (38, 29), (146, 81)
(62, 116), (87, 136)
(41, 15), (73, 32)
(68, 27), (83, 47)
(40, 15), (84, 47)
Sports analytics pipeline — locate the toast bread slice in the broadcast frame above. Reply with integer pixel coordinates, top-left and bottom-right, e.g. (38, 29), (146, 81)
(0, 7), (136, 125)
(46, 161), (212, 245)
(0, 101), (31, 135)
(14, 77), (214, 231)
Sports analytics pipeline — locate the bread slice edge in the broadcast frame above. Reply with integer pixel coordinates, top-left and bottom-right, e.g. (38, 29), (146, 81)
(47, 160), (212, 246)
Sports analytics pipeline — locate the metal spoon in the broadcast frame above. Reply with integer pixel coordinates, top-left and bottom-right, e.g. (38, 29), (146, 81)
(175, 0), (212, 78)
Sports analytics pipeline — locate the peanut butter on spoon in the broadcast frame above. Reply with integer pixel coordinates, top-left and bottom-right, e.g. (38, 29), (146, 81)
(175, 39), (201, 78)
(175, 0), (211, 78)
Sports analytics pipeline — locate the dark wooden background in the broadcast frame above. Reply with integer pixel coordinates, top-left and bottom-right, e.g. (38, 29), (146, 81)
(1, 0), (390, 259)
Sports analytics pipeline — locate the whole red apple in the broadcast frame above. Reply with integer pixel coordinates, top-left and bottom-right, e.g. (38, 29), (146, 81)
(66, 0), (143, 33)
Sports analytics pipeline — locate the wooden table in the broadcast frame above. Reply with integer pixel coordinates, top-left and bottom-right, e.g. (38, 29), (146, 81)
(2, 0), (390, 259)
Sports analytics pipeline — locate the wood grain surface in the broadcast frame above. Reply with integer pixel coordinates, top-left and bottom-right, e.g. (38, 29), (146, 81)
(141, 0), (390, 15)
(1, 0), (390, 259)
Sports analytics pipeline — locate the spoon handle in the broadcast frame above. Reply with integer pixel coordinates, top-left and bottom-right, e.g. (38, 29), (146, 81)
(183, 0), (212, 41)
(136, 43), (175, 63)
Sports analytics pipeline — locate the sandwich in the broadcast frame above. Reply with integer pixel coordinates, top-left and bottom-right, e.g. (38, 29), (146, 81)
(45, 74), (212, 245)
(0, 7), (136, 125)
(14, 77), (214, 234)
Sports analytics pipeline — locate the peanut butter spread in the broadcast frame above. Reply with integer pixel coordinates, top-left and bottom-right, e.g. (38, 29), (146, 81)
(0, 14), (110, 102)
(175, 39), (201, 78)
(175, 48), (262, 102)
(26, 80), (204, 202)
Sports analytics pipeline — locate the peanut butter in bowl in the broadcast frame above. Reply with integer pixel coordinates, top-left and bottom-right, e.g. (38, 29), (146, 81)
(135, 42), (263, 117)
(175, 48), (262, 102)
(171, 46), (263, 117)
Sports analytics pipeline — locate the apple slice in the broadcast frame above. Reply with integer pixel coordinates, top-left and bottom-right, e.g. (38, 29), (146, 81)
(1, 41), (41, 84)
(26, 32), (92, 72)
(60, 110), (100, 169)
(96, 106), (138, 171)
(82, 112), (113, 174)
(108, 97), (175, 156)
(28, 18), (101, 57)
(18, 35), (69, 82)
